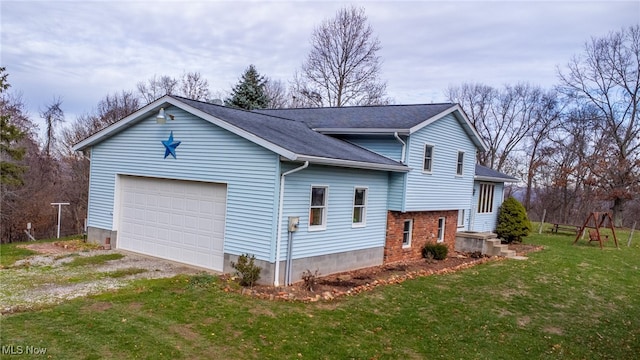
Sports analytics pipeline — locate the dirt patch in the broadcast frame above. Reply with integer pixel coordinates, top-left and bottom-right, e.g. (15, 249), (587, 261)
(169, 324), (201, 341)
(83, 301), (113, 312)
(543, 326), (564, 335)
(1, 242), (201, 314)
(19, 240), (101, 255)
(230, 244), (543, 302)
(517, 316), (531, 327)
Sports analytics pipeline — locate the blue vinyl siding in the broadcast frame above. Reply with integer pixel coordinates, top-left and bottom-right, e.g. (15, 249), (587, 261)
(404, 114), (477, 211)
(470, 181), (504, 232)
(387, 172), (405, 211)
(278, 164), (389, 260)
(338, 135), (404, 162)
(87, 106), (280, 260)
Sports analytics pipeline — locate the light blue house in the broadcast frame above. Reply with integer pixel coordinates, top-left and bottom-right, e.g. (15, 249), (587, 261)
(74, 95), (515, 285)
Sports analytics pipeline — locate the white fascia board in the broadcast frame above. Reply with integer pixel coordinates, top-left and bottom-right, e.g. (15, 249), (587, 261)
(475, 175), (519, 183)
(314, 128), (410, 135)
(292, 155), (410, 172)
(73, 97), (171, 151)
(73, 96), (298, 160)
(408, 105), (489, 152)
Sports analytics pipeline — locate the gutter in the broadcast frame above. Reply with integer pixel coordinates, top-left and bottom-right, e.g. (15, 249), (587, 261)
(274, 161), (309, 287)
(293, 155), (409, 172)
(394, 132), (406, 164)
(474, 176), (519, 183)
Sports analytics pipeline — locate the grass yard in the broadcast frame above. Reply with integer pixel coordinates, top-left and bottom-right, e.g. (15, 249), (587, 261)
(1, 229), (639, 359)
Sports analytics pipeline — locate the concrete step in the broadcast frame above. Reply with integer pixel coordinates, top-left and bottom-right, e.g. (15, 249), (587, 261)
(484, 239), (519, 258)
(500, 249), (517, 258)
(483, 238), (501, 255)
(491, 244), (509, 256)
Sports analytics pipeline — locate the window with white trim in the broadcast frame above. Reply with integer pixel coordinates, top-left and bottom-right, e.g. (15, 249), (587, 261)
(477, 183), (495, 214)
(352, 187), (367, 226)
(457, 209), (465, 228)
(437, 217), (445, 243)
(456, 151), (464, 175)
(402, 219), (413, 247)
(423, 145), (434, 172)
(309, 186), (328, 230)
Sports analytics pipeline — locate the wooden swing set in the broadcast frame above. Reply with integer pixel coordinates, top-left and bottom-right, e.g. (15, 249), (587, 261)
(572, 212), (619, 249)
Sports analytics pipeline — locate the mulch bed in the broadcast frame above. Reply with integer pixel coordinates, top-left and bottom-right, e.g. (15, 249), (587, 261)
(19, 240), (543, 302)
(223, 243), (543, 302)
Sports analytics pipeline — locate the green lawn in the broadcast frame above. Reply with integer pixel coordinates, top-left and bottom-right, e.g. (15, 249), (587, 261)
(1, 229), (639, 359)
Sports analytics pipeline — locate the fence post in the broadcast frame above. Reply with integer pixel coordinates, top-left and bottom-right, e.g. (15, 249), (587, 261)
(538, 209), (547, 234)
(628, 221), (636, 247)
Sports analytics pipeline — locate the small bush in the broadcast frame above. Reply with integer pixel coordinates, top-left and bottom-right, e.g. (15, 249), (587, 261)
(422, 243), (448, 260)
(496, 196), (532, 243)
(301, 269), (320, 292)
(231, 254), (261, 287)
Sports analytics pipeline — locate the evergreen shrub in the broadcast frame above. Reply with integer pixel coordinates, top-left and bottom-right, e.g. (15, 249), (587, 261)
(495, 196), (532, 243)
(422, 243), (448, 260)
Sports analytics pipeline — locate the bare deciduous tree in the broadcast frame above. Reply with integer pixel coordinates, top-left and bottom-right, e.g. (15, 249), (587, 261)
(137, 75), (178, 104)
(557, 25), (640, 226)
(447, 83), (549, 173)
(40, 97), (64, 158)
(264, 78), (289, 109)
(180, 71), (211, 101)
(293, 6), (389, 107)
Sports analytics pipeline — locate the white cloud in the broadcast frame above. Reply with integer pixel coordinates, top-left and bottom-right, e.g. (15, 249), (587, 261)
(1, 0), (638, 120)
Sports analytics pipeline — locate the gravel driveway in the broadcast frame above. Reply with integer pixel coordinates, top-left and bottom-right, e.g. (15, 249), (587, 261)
(1, 247), (201, 314)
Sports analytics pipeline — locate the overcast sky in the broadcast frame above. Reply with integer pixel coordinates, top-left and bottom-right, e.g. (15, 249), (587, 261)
(2, 0), (638, 129)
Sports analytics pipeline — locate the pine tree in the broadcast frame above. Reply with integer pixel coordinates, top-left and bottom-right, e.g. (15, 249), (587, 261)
(225, 65), (269, 110)
(496, 196), (532, 243)
(0, 67), (26, 185)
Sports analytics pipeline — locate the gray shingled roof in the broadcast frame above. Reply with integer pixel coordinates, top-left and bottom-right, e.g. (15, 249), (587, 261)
(256, 104), (456, 130)
(174, 96), (406, 168)
(475, 164), (518, 182)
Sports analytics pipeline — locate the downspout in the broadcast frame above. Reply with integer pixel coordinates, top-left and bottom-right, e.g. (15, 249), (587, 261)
(394, 132), (406, 164)
(274, 161), (309, 287)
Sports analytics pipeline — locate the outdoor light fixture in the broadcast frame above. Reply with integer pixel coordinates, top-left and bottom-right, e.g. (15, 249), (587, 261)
(156, 107), (175, 124)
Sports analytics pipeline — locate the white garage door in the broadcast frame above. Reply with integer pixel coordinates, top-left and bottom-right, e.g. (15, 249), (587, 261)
(117, 176), (226, 271)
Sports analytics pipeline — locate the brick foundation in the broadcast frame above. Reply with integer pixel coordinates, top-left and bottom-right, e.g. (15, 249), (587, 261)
(384, 210), (458, 263)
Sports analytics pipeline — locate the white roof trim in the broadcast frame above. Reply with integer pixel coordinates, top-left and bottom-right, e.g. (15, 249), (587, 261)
(73, 97), (168, 151)
(314, 128), (410, 135)
(73, 96), (298, 160)
(409, 105), (488, 152)
(291, 155), (410, 172)
(475, 175), (519, 183)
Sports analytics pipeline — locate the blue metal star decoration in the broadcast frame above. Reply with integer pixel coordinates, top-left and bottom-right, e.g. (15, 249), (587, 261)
(161, 131), (181, 159)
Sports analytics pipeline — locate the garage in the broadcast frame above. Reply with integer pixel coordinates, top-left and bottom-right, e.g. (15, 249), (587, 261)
(117, 175), (226, 271)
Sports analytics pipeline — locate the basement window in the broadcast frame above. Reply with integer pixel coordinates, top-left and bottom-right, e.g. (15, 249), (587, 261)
(437, 217), (445, 243)
(402, 219), (413, 248)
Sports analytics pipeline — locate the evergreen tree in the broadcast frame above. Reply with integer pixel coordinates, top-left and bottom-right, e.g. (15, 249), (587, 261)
(496, 196), (532, 243)
(0, 67), (26, 185)
(225, 65), (269, 110)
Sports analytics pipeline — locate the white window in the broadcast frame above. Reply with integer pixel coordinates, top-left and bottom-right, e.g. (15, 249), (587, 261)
(477, 183), (495, 214)
(352, 187), (367, 227)
(456, 151), (464, 175)
(437, 217), (446, 243)
(309, 186), (328, 230)
(423, 145), (434, 172)
(457, 209), (465, 228)
(402, 219), (413, 248)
